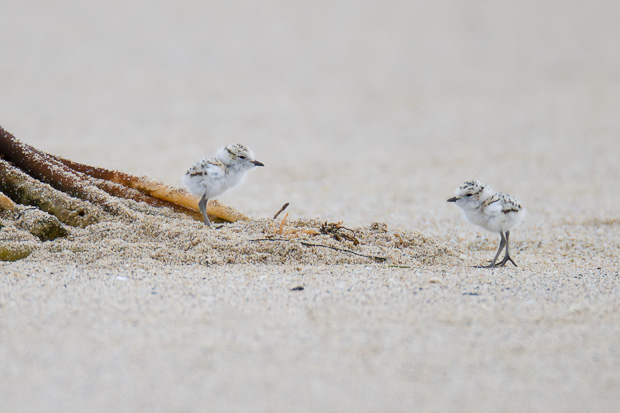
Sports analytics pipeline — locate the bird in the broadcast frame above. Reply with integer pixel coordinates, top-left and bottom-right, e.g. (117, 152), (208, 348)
(447, 180), (525, 267)
(182, 144), (264, 227)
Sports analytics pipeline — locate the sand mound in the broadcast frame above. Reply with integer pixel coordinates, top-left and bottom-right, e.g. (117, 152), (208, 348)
(1, 201), (460, 267)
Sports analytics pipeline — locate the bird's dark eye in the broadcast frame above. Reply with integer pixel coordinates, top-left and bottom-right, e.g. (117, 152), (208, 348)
(465, 194), (472, 197)
(239, 155), (246, 159)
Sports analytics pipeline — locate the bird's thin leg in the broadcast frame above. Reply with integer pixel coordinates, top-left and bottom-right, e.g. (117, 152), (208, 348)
(486, 232), (506, 268)
(498, 231), (518, 267)
(198, 194), (212, 227)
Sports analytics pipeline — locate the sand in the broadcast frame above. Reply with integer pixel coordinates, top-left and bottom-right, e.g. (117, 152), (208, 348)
(1, 0), (620, 412)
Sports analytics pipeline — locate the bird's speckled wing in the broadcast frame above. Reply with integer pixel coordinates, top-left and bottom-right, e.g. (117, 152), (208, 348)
(483, 192), (522, 216)
(185, 158), (227, 179)
(482, 194), (503, 216)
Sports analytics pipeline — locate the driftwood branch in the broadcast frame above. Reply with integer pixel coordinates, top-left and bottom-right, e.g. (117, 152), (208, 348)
(0, 158), (102, 227)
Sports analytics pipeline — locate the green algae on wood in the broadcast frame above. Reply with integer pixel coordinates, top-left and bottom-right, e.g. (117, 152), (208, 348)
(0, 244), (33, 262)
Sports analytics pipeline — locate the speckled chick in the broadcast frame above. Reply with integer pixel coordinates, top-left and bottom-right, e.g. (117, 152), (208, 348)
(448, 180), (525, 267)
(183, 144), (263, 227)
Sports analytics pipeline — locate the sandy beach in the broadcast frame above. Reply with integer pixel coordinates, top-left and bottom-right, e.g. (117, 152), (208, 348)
(1, 1), (620, 411)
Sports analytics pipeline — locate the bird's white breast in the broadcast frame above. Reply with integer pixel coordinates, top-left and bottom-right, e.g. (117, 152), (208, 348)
(457, 193), (524, 233)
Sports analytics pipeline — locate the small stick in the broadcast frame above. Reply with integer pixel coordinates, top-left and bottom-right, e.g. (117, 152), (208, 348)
(299, 241), (387, 262)
(273, 202), (290, 220)
(249, 238), (387, 262)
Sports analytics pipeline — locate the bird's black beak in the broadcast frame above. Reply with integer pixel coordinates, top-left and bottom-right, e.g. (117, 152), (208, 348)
(447, 197), (458, 202)
(252, 160), (264, 167)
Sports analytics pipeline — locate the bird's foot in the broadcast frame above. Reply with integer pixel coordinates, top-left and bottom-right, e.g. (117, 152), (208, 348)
(203, 222), (224, 230)
(497, 255), (518, 267)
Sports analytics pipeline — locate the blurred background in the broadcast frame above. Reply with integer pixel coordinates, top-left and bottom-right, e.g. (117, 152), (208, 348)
(1, 0), (619, 228)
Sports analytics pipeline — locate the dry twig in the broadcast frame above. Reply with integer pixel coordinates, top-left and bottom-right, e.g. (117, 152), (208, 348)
(273, 202), (290, 220)
(299, 241), (386, 262)
(249, 238), (387, 262)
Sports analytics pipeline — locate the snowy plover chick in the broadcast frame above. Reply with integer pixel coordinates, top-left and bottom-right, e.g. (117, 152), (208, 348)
(448, 180), (525, 267)
(182, 144), (264, 227)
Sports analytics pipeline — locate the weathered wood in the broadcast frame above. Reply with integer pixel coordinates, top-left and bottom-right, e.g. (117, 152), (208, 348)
(0, 191), (16, 212)
(0, 158), (101, 227)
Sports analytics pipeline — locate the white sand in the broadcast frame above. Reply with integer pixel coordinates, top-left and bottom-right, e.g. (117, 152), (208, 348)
(1, 1), (620, 411)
